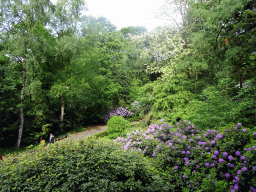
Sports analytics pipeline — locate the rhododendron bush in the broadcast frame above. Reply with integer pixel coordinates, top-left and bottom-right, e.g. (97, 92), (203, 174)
(114, 119), (256, 191)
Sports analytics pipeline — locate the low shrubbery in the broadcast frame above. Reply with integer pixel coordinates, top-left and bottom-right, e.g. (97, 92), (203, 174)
(1, 118), (256, 191)
(0, 138), (174, 191)
(106, 116), (131, 139)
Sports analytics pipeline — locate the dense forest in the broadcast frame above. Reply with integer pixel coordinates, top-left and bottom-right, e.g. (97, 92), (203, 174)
(0, 0), (255, 150)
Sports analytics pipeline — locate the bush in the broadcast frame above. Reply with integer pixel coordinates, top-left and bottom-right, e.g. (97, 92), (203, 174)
(114, 119), (256, 191)
(0, 138), (173, 191)
(104, 107), (133, 122)
(107, 116), (131, 139)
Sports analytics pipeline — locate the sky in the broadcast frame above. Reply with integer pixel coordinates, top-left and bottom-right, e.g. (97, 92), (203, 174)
(51, 0), (181, 32)
(84, 0), (171, 31)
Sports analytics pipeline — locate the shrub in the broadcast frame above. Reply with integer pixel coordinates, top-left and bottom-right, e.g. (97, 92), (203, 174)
(0, 138), (173, 191)
(114, 119), (256, 191)
(107, 116), (131, 139)
(104, 107), (133, 122)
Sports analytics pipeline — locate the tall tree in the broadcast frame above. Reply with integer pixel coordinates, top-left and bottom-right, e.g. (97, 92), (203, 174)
(47, 0), (87, 133)
(0, 0), (55, 149)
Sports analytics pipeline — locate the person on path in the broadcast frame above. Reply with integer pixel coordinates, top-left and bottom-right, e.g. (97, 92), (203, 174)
(49, 134), (55, 144)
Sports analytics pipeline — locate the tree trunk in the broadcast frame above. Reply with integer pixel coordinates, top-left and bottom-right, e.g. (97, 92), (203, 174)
(240, 74), (243, 89)
(60, 96), (65, 133)
(16, 62), (26, 149)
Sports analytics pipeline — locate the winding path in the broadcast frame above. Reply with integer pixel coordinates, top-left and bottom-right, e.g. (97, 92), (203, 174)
(2, 120), (144, 161)
(57, 120), (144, 145)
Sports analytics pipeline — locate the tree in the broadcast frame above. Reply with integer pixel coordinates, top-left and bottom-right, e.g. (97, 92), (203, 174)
(47, 0), (87, 133)
(120, 26), (147, 38)
(0, 0), (55, 149)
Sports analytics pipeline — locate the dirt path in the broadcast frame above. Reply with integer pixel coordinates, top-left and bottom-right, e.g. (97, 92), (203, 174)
(0, 120), (143, 160)
(56, 120), (144, 145)
(1, 120), (144, 161)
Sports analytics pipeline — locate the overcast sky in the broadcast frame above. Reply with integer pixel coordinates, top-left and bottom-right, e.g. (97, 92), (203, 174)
(85, 0), (172, 31)
(51, 0), (180, 32)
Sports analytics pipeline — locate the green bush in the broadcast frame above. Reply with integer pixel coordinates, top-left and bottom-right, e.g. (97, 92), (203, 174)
(107, 116), (131, 139)
(0, 138), (173, 191)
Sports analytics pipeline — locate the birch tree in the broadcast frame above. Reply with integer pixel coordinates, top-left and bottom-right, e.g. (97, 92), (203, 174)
(0, 0), (54, 149)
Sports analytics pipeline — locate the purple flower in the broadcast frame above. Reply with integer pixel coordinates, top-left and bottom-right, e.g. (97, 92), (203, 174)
(234, 184), (239, 190)
(160, 118), (165, 121)
(183, 175), (187, 178)
(232, 180), (237, 183)
(228, 156), (234, 160)
(240, 156), (246, 160)
(248, 148), (252, 151)
(169, 125), (172, 128)
(230, 190), (235, 192)
(219, 158), (224, 163)
(237, 123), (242, 127)
(214, 150), (219, 155)
(234, 127), (238, 130)
(223, 152), (228, 157)
(187, 146), (191, 149)
(213, 181), (216, 185)
(173, 166), (178, 170)
(186, 151), (190, 154)
(152, 152), (156, 157)
(242, 167), (247, 171)
(205, 163), (209, 166)
(237, 170), (241, 175)
(235, 151), (241, 156)
(235, 176), (240, 181)
(196, 165), (200, 169)
(210, 163), (215, 167)
(225, 173), (230, 178)
(188, 122), (191, 124)
(186, 161), (190, 165)
(212, 155), (217, 159)
(253, 166), (256, 171)
(184, 120), (187, 122)
(228, 163), (235, 168)
(243, 129), (247, 133)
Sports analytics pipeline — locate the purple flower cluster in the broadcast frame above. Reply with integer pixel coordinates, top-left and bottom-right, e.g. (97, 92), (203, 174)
(105, 107), (133, 122)
(114, 121), (256, 191)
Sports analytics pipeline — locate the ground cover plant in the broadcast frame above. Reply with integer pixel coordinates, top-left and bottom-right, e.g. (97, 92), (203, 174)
(114, 119), (256, 191)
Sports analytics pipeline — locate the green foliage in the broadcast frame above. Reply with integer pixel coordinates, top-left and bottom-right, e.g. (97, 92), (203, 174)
(169, 86), (243, 130)
(35, 124), (52, 141)
(0, 138), (172, 191)
(107, 116), (130, 139)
